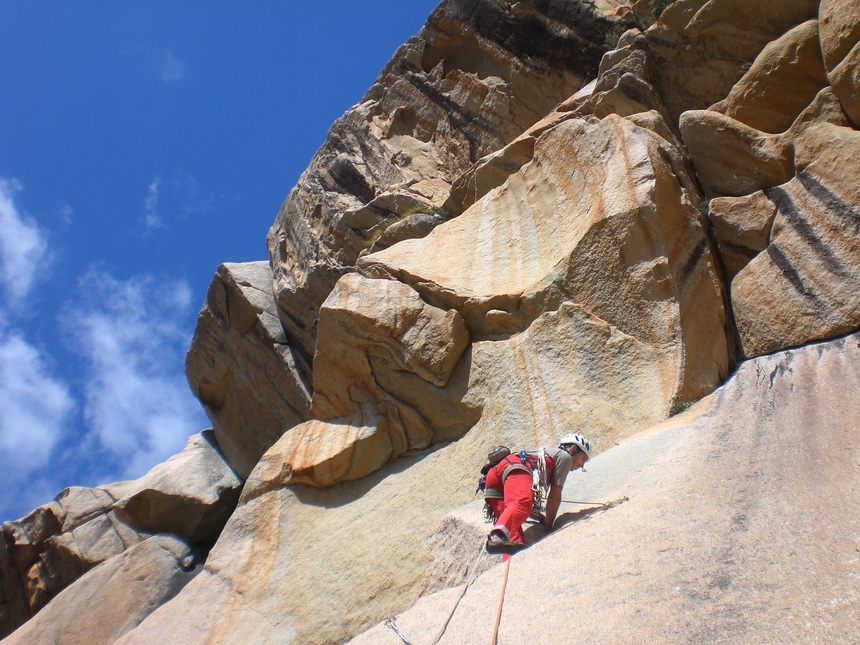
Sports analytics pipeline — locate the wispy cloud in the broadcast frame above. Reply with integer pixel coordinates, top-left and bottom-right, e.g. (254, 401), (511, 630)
(62, 270), (207, 479)
(57, 202), (74, 226)
(144, 176), (165, 231)
(159, 49), (186, 84)
(142, 171), (222, 233)
(133, 46), (186, 86)
(0, 330), (75, 504)
(0, 178), (51, 305)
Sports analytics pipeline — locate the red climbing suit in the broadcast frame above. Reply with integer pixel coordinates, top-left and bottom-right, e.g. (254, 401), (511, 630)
(484, 453), (556, 544)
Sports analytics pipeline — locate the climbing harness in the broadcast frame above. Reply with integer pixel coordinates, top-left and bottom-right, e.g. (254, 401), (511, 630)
(479, 449), (552, 520)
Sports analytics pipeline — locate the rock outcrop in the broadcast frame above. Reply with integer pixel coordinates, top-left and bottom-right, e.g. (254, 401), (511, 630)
(0, 431), (239, 640)
(728, 124), (860, 357)
(186, 262), (311, 478)
(4, 1), (860, 643)
(266, 0), (620, 367)
(3, 536), (198, 645)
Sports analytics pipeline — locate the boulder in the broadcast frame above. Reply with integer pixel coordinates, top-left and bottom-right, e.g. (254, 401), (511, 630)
(679, 109), (794, 197)
(314, 274), (469, 410)
(240, 273), (473, 491)
(1, 500), (144, 639)
(104, 430), (242, 545)
(819, 0), (860, 126)
(731, 123), (860, 357)
(645, 0), (819, 121)
(350, 330), (860, 644)
(0, 430), (239, 639)
(362, 114), (727, 401)
(3, 536), (198, 645)
(709, 19), (827, 134)
(266, 0), (621, 361)
(707, 191), (776, 281)
(186, 261), (312, 478)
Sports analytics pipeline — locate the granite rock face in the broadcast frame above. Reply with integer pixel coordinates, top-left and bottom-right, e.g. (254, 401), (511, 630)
(820, 0), (860, 126)
(6, 1), (860, 643)
(350, 331), (860, 645)
(644, 0), (819, 120)
(266, 0), (620, 366)
(3, 536), (198, 645)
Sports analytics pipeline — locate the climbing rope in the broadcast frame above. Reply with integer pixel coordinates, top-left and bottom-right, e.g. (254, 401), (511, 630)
(430, 542), (487, 645)
(385, 541), (487, 645)
(388, 497), (629, 644)
(490, 558), (511, 645)
(560, 496), (629, 507)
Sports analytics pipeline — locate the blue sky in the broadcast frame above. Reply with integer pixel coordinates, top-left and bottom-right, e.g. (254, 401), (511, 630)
(0, 1), (439, 522)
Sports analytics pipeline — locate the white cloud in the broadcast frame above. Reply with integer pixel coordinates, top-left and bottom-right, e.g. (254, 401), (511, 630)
(63, 270), (207, 479)
(57, 202), (74, 226)
(144, 176), (164, 231)
(159, 49), (186, 84)
(142, 172), (221, 233)
(0, 178), (51, 305)
(0, 331), (75, 483)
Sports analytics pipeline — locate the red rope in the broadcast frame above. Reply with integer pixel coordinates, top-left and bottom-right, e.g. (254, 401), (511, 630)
(490, 557), (511, 644)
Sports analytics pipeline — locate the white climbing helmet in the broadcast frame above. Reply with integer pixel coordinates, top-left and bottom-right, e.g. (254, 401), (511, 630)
(559, 432), (591, 460)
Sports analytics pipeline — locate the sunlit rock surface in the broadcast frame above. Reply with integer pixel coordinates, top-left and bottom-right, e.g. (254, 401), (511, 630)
(351, 331), (860, 644)
(266, 0), (620, 364)
(186, 261), (311, 478)
(0, 431), (239, 640)
(5, 1), (860, 643)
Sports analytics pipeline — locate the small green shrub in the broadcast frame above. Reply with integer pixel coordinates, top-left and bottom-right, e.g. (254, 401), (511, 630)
(650, 0), (673, 20)
(669, 395), (692, 417)
(602, 23), (629, 52)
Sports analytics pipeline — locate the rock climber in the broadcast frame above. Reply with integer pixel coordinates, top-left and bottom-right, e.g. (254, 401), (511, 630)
(483, 433), (591, 555)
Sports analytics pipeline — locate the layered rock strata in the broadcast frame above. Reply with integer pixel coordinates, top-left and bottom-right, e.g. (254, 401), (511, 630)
(266, 0), (621, 366)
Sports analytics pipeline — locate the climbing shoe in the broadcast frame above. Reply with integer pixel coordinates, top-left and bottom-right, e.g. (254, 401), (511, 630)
(485, 531), (524, 555)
